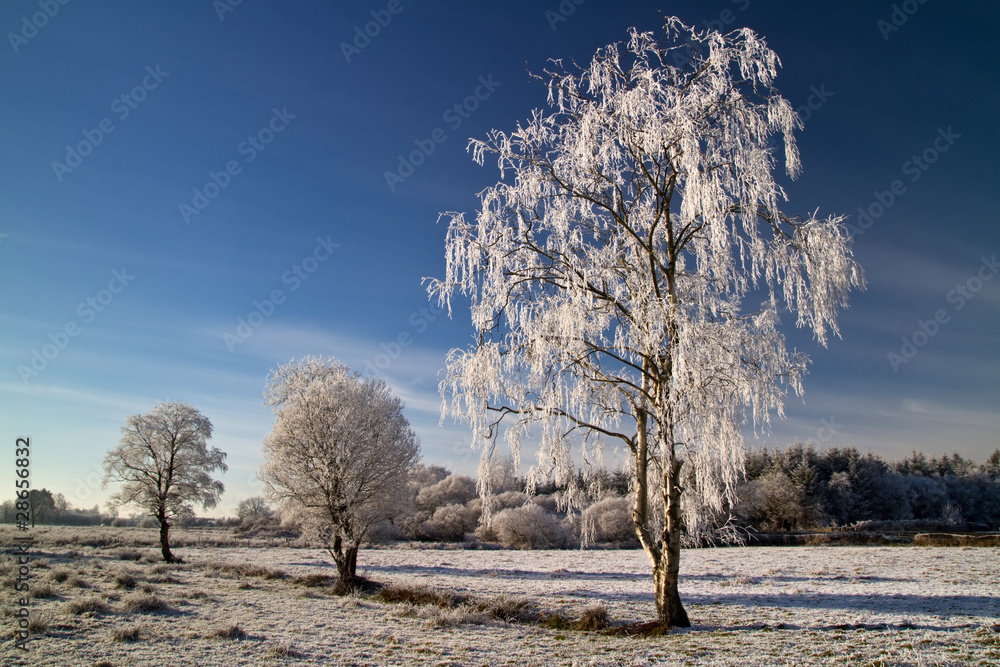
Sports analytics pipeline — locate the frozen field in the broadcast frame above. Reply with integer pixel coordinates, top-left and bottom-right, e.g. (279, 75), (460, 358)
(3, 541), (999, 666)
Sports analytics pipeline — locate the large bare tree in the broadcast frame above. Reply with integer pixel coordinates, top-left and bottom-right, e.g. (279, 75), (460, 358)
(428, 17), (864, 626)
(260, 357), (420, 584)
(103, 402), (227, 562)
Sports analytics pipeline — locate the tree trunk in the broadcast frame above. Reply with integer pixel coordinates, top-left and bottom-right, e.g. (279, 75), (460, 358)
(632, 406), (691, 627)
(332, 534), (358, 583)
(158, 515), (177, 563)
(657, 456), (690, 627)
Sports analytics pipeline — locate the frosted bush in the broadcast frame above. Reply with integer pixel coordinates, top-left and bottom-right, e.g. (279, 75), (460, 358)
(415, 474), (478, 512)
(490, 504), (569, 549)
(581, 496), (635, 545)
(422, 503), (480, 542)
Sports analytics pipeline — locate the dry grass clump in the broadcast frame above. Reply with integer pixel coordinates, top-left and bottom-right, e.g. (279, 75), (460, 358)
(148, 563), (183, 575)
(205, 624), (247, 640)
(575, 604), (611, 631)
(116, 549), (143, 562)
(29, 582), (58, 599)
(109, 623), (145, 642)
(263, 640), (299, 658)
(197, 561), (286, 580)
(120, 592), (169, 613)
(720, 574), (758, 587)
(418, 605), (490, 628)
(376, 583), (465, 608)
(111, 569), (139, 590)
(290, 573), (335, 588)
(28, 612), (52, 634)
(46, 567), (73, 583)
(472, 594), (539, 624)
(64, 595), (109, 615)
(64, 575), (90, 589)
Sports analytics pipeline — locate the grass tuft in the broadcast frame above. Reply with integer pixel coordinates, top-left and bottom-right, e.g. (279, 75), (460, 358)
(109, 623), (144, 642)
(112, 569), (138, 590)
(206, 624), (247, 640)
(120, 592), (169, 613)
(575, 604), (610, 631)
(29, 582), (58, 599)
(46, 567), (73, 583)
(376, 583), (463, 608)
(64, 595), (109, 615)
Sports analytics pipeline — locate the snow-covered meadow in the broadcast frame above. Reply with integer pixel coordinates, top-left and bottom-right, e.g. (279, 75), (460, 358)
(3, 535), (999, 666)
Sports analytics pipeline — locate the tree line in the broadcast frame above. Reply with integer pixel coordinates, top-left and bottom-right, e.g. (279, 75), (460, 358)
(735, 444), (1000, 532)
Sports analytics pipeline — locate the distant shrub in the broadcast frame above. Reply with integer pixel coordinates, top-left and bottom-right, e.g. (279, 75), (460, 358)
(416, 474), (478, 512)
(529, 493), (559, 513)
(489, 504), (569, 549)
(581, 496), (634, 545)
(422, 503), (480, 542)
(492, 491), (528, 511)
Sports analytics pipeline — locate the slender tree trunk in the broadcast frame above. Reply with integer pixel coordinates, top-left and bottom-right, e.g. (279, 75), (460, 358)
(632, 405), (690, 627)
(158, 514), (177, 563)
(657, 454), (690, 627)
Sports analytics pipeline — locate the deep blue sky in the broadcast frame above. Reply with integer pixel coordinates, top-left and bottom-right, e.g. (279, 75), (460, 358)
(2, 1), (997, 516)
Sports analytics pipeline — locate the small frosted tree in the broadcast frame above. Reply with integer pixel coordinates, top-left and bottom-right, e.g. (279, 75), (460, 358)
(102, 402), (227, 562)
(236, 496), (274, 526)
(428, 17), (863, 626)
(259, 357), (420, 584)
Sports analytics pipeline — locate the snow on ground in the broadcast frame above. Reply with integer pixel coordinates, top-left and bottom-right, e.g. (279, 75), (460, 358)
(3, 542), (999, 666)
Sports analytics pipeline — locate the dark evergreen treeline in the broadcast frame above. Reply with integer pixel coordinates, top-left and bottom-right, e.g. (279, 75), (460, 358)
(735, 444), (1000, 531)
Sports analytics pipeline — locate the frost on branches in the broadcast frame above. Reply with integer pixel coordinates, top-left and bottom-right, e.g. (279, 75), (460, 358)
(102, 402), (227, 563)
(259, 357), (420, 584)
(427, 17), (864, 627)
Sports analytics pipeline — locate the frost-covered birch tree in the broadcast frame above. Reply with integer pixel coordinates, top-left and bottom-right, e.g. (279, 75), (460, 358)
(427, 18), (864, 627)
(102, 402), (227, 563)
(260, 357), (420, 584)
